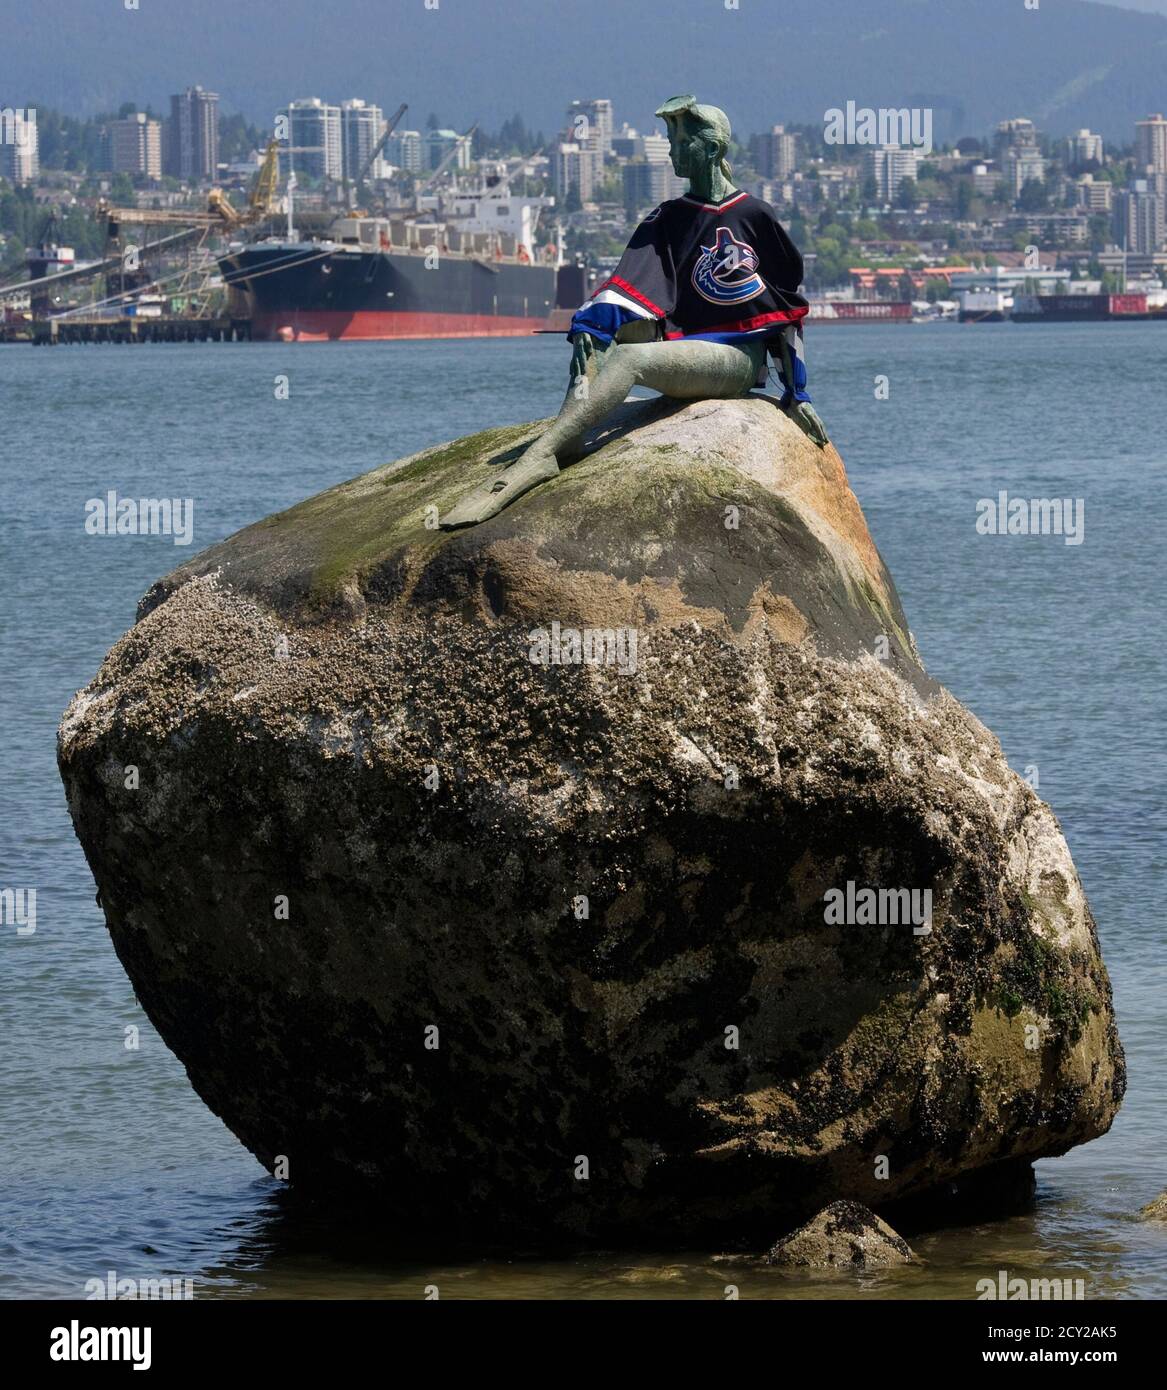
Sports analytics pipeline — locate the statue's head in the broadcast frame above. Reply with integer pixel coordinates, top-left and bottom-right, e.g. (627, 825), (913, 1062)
(655, 94), (733, 183)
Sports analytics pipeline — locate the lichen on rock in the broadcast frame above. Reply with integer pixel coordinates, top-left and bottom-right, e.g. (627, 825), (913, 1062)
(58, 395), (1124, 1245)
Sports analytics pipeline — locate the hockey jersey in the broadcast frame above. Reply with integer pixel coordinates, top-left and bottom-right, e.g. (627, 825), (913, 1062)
(570, 189), (812, 403)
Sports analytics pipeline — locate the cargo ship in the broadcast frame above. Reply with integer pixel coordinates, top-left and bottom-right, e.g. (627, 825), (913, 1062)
(958, 289), (1013, 323)
(219, 170), (582, 341)
(1010, 293), (1155, 323)
(806, 299), (912, 323)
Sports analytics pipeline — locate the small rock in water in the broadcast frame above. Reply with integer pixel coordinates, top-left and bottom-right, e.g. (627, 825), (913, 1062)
(1139, 1192), (1167, 1222)
(765, 1201), (917, 1269)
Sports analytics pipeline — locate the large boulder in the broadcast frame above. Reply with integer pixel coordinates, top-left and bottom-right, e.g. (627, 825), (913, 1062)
(58, 395), (1124, 1245)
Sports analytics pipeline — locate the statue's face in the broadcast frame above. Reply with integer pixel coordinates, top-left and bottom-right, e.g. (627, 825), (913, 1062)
(666, 112), (716, 180)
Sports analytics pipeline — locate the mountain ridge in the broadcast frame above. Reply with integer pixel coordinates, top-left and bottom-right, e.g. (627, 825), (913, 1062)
(2, 0), (1164, 144)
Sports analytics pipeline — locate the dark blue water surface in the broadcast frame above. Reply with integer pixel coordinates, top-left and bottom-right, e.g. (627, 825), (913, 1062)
(1, 324), (1164, 1298)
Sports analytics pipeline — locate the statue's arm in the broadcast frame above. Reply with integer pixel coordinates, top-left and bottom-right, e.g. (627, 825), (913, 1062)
(777, 330), (829, 448)
(569, 331), (604, 385)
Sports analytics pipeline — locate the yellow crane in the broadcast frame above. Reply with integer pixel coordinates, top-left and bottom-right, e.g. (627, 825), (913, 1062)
(95, 139), (282, 234)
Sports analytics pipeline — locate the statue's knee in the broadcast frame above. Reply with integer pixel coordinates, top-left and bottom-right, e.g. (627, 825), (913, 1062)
(605, 342), (648, 383)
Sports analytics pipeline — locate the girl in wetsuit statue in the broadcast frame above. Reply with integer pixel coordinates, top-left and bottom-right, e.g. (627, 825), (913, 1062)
(442, 94), (828, 530)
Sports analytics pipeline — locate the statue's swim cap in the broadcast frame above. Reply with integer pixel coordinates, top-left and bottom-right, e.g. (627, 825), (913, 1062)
(654, 95), (733, 179)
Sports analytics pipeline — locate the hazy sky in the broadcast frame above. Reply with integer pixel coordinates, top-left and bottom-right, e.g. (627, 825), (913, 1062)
(2, 0), (1165, 141)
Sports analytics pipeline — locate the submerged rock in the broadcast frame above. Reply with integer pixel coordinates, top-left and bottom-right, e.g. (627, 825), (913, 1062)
(58, 395), (1124, 1244)
(766, 1200), (916, 1268)
(1139, 1193), (1167, 1222)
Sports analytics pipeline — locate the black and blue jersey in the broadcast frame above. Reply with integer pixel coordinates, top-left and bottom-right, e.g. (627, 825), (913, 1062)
(570, 189), (812, 403)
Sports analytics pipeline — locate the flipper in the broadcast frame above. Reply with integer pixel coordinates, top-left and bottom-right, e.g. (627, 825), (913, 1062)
(440, 452), (560, 530)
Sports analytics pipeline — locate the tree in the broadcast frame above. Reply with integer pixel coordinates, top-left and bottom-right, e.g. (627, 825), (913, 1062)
(563, 182), (581, 214)
(955, 179), (973, 218)
(1018, 178), (1048, 212)
(895, 178), (918, 210)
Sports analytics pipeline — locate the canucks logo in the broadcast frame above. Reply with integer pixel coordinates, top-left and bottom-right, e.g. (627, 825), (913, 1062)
(692, 227), (764, 305)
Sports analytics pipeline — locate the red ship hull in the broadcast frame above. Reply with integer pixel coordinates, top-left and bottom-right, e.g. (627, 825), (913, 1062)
(252, 308), (570, 342)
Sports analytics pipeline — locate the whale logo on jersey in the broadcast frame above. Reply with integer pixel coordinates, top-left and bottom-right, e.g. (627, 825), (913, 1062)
(692, 227), (765, 305)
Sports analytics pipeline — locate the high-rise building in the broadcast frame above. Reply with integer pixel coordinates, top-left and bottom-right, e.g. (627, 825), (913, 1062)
(641, 133), (672, 165)
(1006, 147), (1047, 197)
(994, 118), (1038, 158)
(866, 145), (919, 200)
(623, 158), (685, 215)
(1135, 114), (1167, 177)
(553, 141), (594, 204)
(166, 86), (219, 180)
(340, 99), (384, 182)
(0, 106), (39, 184)
(565, 98), (613, 191)
(1076, 174), (1113, 213)
(1118, 175), (1166, 255)
(385, 129), (423, 173)
(1065, 129), (1103, 168)
(285, 98), (342, 181)
(565, 98), (613, 161)
(752, 125), (799, 179)
(106, 113), (162, 180)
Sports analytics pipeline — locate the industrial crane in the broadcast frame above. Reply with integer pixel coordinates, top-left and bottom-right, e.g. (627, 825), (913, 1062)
(94, 139), (282, 236)
(348, 101), (408, 208)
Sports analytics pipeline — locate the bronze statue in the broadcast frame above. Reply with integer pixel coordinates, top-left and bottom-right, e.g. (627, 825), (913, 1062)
(442, 95), (828, 530)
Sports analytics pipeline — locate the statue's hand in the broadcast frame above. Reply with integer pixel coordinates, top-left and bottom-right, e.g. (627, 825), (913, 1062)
(786, 400), (830, 449)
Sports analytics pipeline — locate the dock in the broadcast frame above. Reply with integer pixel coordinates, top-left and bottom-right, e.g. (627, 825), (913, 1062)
(24, 316), (252, 345)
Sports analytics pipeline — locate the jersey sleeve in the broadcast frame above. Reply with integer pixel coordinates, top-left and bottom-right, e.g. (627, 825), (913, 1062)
(569, 207), (677, 342)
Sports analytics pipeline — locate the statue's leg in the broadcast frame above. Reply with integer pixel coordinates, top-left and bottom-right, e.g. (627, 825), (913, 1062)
(542, 338), (763, 459)
(441, 340), (763, 529)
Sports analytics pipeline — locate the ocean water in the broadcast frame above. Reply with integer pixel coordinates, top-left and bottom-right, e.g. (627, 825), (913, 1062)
(0, 323), (1164, 1300)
